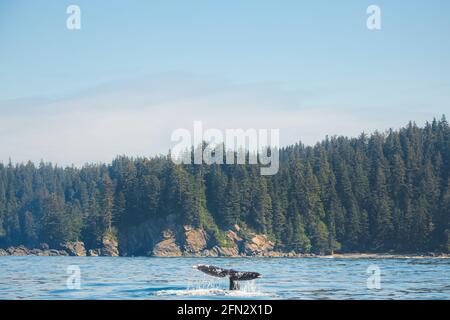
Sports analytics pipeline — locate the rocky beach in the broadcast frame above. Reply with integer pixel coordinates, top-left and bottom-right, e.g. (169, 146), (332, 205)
(1, 224), (449, 259)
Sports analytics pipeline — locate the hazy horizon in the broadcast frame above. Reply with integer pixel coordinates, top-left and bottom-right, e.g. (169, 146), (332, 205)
(1, 0), (449, 166)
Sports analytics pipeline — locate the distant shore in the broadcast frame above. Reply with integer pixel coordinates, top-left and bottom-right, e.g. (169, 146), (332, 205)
(1, 246), (449, 259)
(319, 253), (450, 259)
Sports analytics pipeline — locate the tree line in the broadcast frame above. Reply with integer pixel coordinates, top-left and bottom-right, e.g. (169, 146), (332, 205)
(0, 117), (449, 254)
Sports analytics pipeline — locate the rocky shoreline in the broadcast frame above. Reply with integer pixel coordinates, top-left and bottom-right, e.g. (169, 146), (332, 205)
(1, 246), (448, 258)
(1, 224), (448, 259)
(0, 235), (119, 257)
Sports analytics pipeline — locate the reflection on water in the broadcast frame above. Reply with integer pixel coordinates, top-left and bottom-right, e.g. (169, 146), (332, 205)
(0, 257), (449, 299)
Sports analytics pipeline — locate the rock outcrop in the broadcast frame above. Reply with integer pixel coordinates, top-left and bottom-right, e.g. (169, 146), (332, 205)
(0, 237), (119, 257)
(44, 249), (69, 256)
(100, 235), (119, 256)
(6, 246), (30, 256)
(84, 235), (119, 256)
(0, 223), (310, 257)
(146, 224), (277, 257)
(60, 241), (86, 256)
(1, 246), (68, 256)
(183, 226), (208, 255)
(88, 249), (100, 257)
(226, 230), (243, 243)
(243, 234), (275, 256)
(202, 245), (240, 257)
(113, 215), (281, 257)
(151, 230), (182, 256)
(119, 217), (166, 256)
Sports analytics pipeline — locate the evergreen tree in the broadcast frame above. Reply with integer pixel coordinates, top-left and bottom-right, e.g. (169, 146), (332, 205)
(0, 118), (448, 254)
(40, 194), (78, 246)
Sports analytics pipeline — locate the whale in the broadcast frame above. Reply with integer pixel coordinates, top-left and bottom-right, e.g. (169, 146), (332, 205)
(193, 265), (261, 290)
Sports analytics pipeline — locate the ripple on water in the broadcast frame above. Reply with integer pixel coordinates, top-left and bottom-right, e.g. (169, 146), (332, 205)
(0, 256), (449, 299)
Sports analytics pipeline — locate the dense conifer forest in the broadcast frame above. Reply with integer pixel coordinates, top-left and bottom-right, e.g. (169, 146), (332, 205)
(1, 117), (449, 254)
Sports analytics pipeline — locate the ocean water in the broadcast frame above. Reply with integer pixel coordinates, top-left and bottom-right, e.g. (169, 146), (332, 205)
(0, 256), (449, 300)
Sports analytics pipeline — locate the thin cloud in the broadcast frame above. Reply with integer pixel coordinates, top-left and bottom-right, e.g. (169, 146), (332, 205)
(0, 74), (443, 166)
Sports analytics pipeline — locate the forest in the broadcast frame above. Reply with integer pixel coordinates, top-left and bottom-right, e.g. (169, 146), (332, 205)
(0, 117), (449, 254)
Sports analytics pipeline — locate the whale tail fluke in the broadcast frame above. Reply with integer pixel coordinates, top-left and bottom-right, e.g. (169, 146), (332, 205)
(194, 265), (261, 290)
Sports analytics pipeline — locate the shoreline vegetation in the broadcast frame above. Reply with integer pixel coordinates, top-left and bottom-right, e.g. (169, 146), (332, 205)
(1, 117), (450, 256)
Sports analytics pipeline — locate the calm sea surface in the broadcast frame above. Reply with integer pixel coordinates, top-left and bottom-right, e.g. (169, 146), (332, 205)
(0, 257), (449, 299)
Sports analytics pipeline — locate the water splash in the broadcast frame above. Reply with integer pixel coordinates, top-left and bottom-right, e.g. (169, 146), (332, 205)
(238, 280), (257, 292)
(187, 275), (223, 292)
(155, 278), (269, 297)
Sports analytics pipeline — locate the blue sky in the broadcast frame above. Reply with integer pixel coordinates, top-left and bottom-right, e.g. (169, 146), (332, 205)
(0, 0), (449, 165)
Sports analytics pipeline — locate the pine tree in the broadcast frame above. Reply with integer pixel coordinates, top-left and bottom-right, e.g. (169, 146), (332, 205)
(368, 134), (394, 251)
(100, 173), (114, 233)
(40, 194), (76, 246)
(272, 194), (287, 246)
(222, 177), (240, 228)
(334, 160), (360, 251)
(303, 163), (329, 254)
(0, 174), (6, 241)
(288, 202), (311, 253)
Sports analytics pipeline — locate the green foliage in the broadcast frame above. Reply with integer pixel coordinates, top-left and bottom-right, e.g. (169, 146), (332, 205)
(40, 194), (82, 247)
(0, 117), (449, 254)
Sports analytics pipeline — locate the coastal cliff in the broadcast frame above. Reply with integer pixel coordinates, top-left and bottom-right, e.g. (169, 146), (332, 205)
(0, 224), (298, 257)
(3, 221), (448, 258)
(118, 222), (285, 257)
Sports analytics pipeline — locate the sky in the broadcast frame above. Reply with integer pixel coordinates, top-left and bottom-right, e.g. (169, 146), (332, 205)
(0, 0), (449, 166)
